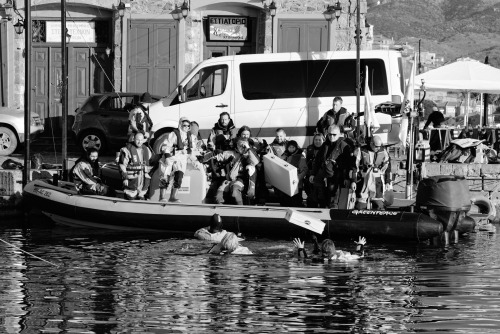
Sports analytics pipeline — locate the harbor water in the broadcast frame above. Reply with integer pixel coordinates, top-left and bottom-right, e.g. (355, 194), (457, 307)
(1, 215), (500, 333)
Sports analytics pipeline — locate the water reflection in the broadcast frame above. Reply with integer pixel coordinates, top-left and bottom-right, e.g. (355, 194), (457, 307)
(1, 217), (500, 333)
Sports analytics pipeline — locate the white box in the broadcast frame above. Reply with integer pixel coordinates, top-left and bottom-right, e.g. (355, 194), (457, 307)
(263, 154), (299, 196)
(285, 208), (325, 234)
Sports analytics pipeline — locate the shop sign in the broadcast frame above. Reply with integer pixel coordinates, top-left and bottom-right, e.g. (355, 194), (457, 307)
(208, 16), (249, 41)
(46, 21), (95, 43)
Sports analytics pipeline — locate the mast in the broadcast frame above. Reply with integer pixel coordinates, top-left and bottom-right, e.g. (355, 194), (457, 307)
(23, 0), (32, 187)
(61, 0), (68, 180)
(355, 0), (361, 138)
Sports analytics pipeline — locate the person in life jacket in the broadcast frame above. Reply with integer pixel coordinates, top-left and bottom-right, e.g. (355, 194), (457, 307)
(128, 92), (154, 142)
(316, 96), (355, 137)
(353, 135), (393, 210)
(269, 128), (288, 158)
(71, 147), (111, 196)
(207, 138), (260, 205)
(118, 132), (153, 200)
(304, 133), (325, 207)
(278, 140), (308, 207)
(207, 112), (236, 151)
(158, 117), (201, 202)
(309, 125), (354, 208)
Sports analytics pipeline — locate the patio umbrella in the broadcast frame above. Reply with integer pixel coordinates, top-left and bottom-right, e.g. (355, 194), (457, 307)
(414, 58), (500, 127)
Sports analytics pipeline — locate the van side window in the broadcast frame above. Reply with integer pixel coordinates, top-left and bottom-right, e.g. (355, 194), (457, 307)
(184, 65), (228, 101)
(240, 59), (388, 100)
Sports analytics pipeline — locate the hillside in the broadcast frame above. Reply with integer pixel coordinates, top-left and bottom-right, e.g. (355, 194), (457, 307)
(367, 0), (500, 67)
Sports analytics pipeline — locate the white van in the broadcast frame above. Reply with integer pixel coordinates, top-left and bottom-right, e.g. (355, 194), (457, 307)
(148, 50), (405, 152)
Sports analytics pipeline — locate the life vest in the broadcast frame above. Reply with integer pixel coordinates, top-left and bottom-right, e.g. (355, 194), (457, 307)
(123, 143), (152, 177)
(318, 108), (352, 133)
(357, 147), (390, 172)
(172, 128), (193, 153)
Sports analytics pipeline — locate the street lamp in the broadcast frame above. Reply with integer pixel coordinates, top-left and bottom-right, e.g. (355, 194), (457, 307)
(13, 18), (23, 34)
(269, 0), (277, 17)
(117, 0), (126, 18)
(1, 0), (13, 21)
(171, 5), (182, 21)
(269, 1), (277, 53)
(66, 28), (71, 43)
(181, 0), (189, 19)
(324, 1), (342, 21)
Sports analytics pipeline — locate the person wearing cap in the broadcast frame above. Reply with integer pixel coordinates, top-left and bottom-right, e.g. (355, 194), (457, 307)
(423, 106), (446, 130)
(158, 117), (200, 202)
(276, 140), (308, 207)
(128, 92), (154, 142)
(353, 135), (393, 210)
(194, 214), (228, 242)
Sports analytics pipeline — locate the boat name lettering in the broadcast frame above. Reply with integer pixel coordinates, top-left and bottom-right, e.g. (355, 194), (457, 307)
(351, 210), (398, 216)
(34, 188), (51, 198)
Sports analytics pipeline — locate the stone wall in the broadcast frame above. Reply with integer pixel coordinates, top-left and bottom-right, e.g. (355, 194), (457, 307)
(422, 162), (500, 221)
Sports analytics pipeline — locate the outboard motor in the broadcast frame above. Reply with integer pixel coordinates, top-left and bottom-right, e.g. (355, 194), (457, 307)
(416, 175), (474, 243)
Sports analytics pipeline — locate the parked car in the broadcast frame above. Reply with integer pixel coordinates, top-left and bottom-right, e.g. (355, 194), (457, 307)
(0, 107), (44, 156)
(72, 92), (162, 153)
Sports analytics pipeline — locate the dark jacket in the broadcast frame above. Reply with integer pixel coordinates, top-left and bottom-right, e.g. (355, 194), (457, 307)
(313, 139), (352, 183)
(208, 119), (236, 150)
(316, 107), (354, 135)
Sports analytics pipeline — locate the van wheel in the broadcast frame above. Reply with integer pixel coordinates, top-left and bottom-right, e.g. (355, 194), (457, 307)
(0, 127), (18, 156)
(79, 130), (107, 153)
(152, 132), (172, 154)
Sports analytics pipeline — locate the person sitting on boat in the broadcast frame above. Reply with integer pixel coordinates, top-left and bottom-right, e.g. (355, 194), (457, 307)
(316, 96), (355, 138)
(308, 125), (354, 208)
(118, 132), (154, 200)
(304, 133), (325, 207)
(207, 112), (236, 151)
(293, 236), (366, 261)
(208, 232), (252, 255)
(189, 121), (207, 151)
(128, 92), (154, 142)
(234, 125), (266, 153)
(269, 128), (288, 158)
(71, 147), (111, 196)
(158, 117), (201, 203)
(276, 140), (308, 207)
(353, 135), (393, 210)
(206, 138), (259, 205)
(194, 214), (228, 242)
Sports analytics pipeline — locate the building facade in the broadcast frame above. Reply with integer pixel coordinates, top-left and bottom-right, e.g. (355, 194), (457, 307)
(1, 0), (370, 128)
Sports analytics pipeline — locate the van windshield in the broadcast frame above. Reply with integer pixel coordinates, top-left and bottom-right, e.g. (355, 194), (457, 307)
(240, 59), (388, 100)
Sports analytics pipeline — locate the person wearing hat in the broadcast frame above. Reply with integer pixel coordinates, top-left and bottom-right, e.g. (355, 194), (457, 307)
(423, 106), (446, 130)
(128, 92), (154, 142)
(158, 117), (200, 202)
(194, 214), (228, 242)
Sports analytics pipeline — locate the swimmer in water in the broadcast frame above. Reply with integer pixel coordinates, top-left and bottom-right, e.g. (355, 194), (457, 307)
(208, 232), (252, 255)
(293, 236), (366, 261)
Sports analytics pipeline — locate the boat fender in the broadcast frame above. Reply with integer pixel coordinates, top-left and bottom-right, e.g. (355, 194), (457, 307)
(470, 195), (496, 221)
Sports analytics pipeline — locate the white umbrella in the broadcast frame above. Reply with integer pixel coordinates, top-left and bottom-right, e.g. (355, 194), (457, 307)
(414, 58), (500, 127)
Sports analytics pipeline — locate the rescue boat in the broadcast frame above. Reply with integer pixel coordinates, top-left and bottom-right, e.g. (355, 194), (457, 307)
(23, 178), (444, 242)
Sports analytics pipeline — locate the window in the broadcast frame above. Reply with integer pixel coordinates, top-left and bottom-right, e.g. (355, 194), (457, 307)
(240, 59), (389, 100)
(184, 65), (228, 101)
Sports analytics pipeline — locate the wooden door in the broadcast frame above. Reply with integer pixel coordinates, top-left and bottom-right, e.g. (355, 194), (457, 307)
(278, 20), (328, 53)
(32, 46), (92, 133)
(128, 20), (178, 97)
(32, 47), (50, 123)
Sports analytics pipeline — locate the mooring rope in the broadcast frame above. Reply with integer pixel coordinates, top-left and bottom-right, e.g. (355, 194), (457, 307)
(0, 238), (60, 268)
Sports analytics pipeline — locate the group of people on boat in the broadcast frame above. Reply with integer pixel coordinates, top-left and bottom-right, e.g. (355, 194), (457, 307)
(72, 93), (394, 210)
